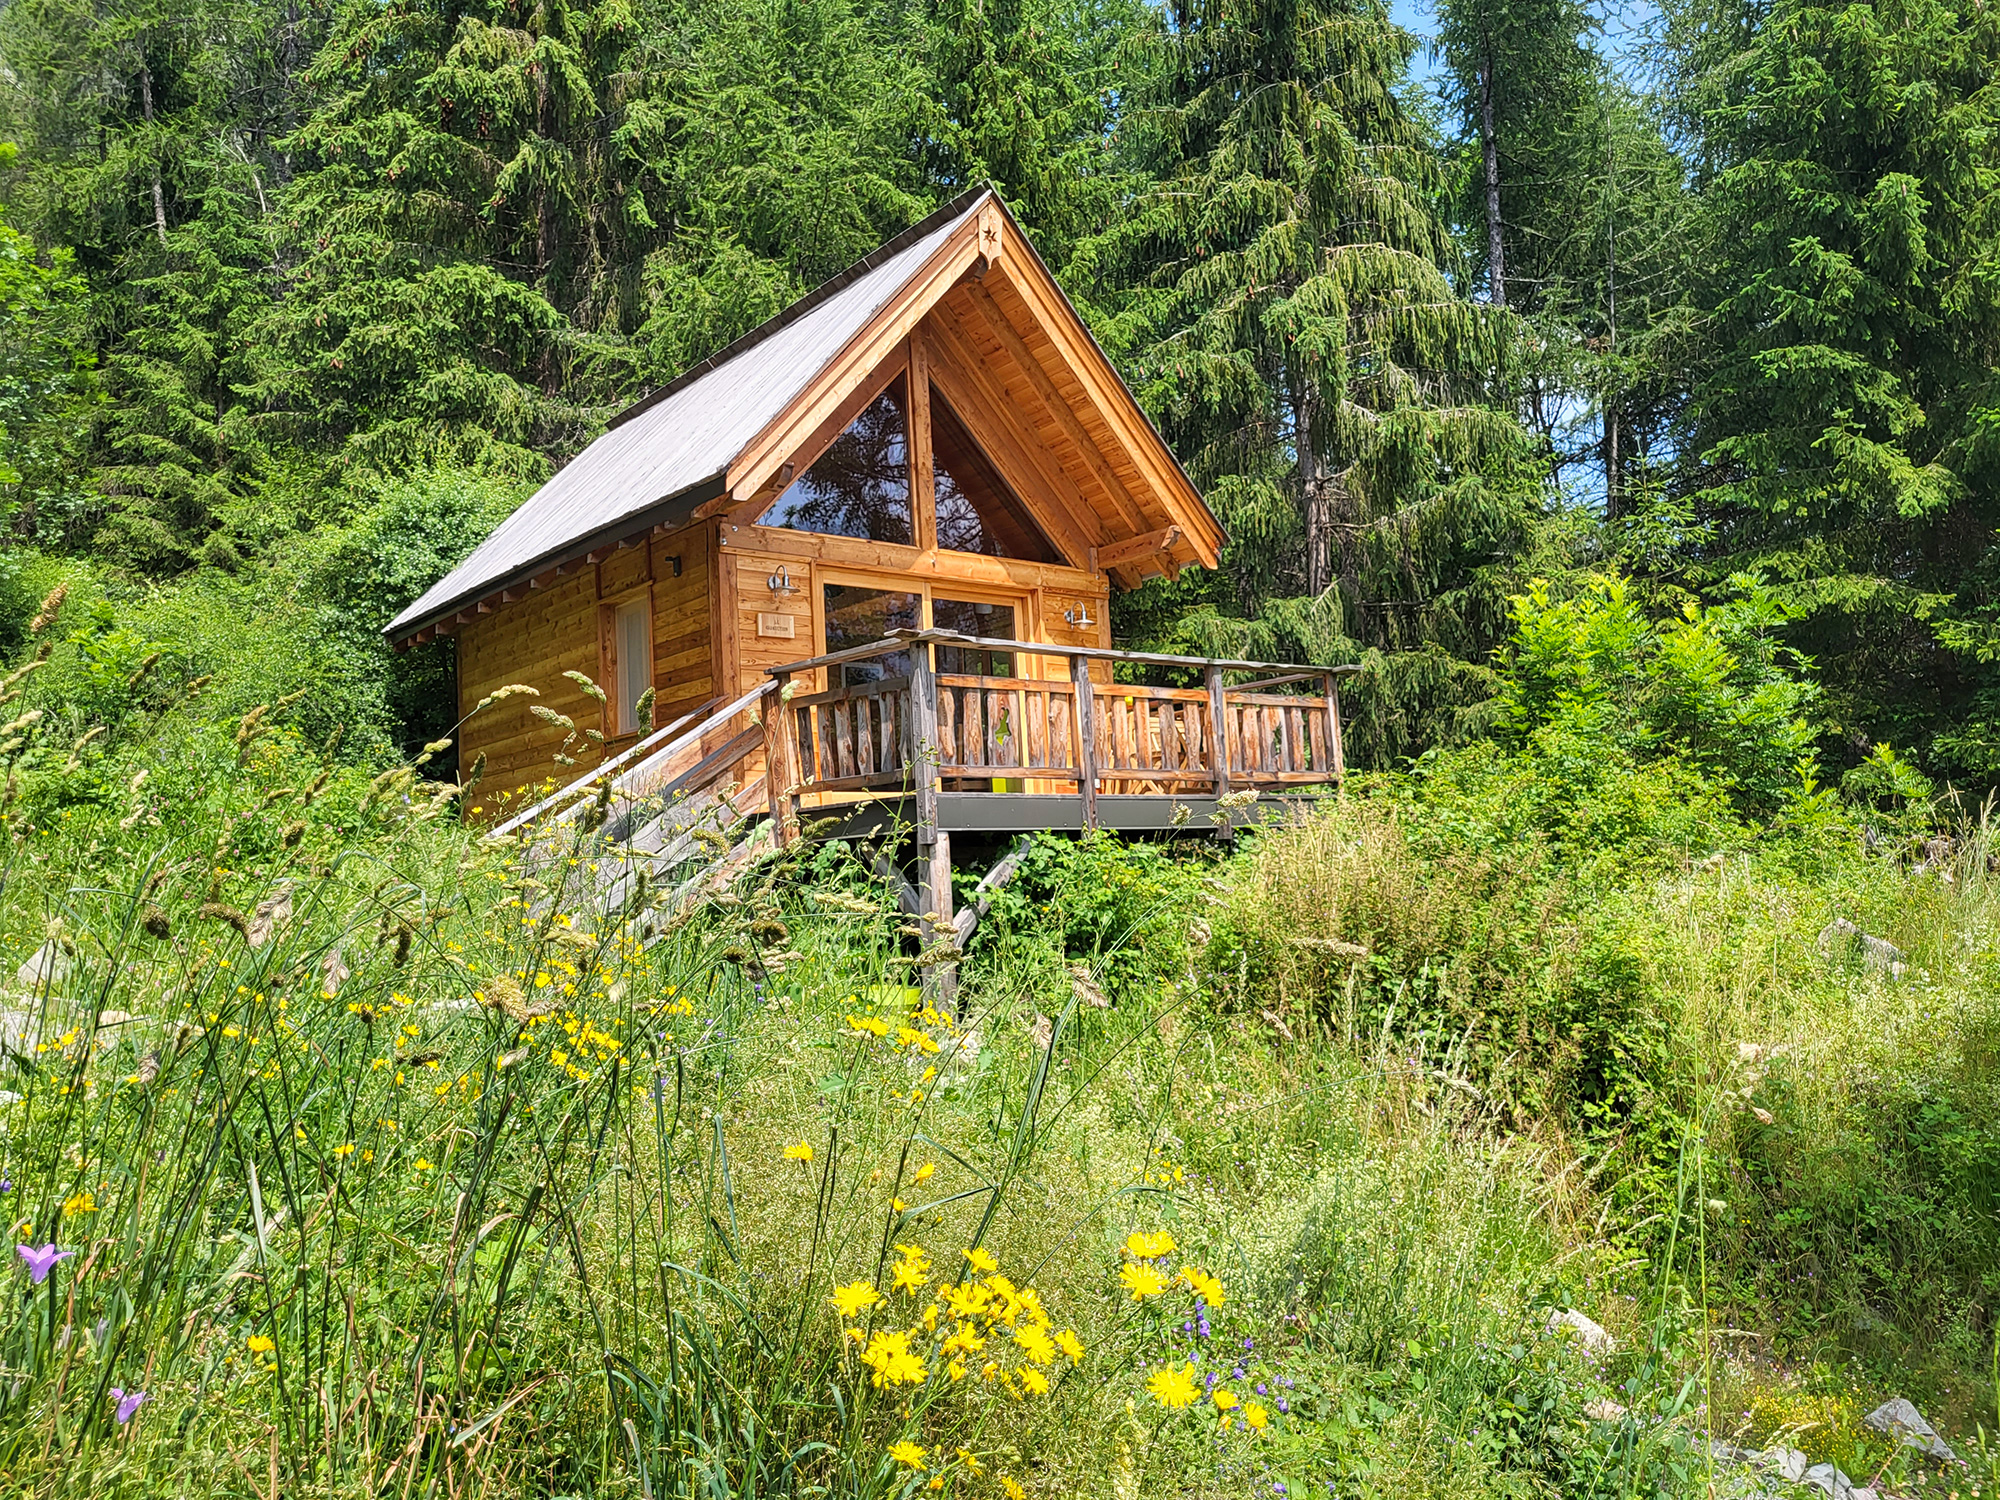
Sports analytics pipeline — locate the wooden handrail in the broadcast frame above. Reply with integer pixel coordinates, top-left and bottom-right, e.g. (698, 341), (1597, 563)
(489, 695), (720, 836)
(495, 682), (771, 837)
(765, 628), (1361, 681)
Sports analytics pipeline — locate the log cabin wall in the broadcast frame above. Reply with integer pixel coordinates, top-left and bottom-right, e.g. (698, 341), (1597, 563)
(456, 569), (604, 817)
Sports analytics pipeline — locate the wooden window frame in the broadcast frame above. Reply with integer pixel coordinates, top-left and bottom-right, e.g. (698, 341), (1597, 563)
(597, 583), (654, 743)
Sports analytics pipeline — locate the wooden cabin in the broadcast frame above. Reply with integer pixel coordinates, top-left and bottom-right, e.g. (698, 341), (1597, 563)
(387, 188), (1349, 917)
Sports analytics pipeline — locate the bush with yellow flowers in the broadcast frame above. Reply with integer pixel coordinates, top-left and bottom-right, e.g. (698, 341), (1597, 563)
(828, 1242), (1083, 1494)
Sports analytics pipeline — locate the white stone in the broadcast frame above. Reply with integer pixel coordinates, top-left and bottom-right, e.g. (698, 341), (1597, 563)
(1767, 1446), (1809, 1483)
(1862, 1397), (1955, 1461)
(1545, 1308), (1615, 1356)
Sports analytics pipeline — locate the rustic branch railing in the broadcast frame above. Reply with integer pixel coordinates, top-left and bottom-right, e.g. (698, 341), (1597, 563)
(764, 629), (1356, 837)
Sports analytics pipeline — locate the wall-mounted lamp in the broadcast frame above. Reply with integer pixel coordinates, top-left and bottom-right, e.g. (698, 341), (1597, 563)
(1063, 600), (1097, 630)
(666, 555), (683, 578)
(767, 566), (800, 598)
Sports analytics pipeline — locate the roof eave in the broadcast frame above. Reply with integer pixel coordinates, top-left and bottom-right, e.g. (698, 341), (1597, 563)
(382, 471), (727, 645)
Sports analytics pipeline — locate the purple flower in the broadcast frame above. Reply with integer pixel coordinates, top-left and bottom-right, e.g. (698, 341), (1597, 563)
(108, 1388), (147, 1424)
(1277, 1398), (1289, 1413)
(1204, 1370), (1218, 1388)
(1182, 1320), (1193, 1332)
(1244, 1337), (1255, 1350)
(1257, 1382), (1268, 1394)
(1274, 1486), (1286, 1495)
(16, 1244), (72, 1284)
(0, 1179), (12, 1193)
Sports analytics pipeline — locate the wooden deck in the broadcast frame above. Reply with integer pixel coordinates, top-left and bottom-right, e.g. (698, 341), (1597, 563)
(764, 627), (1354, 836)
(494, 628), (1354, 1001)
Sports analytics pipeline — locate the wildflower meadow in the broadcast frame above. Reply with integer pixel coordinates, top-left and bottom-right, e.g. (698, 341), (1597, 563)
(0, 582), (1995, 1500)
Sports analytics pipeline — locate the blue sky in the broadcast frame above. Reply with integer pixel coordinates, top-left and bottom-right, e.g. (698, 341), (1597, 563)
(1388, 0), (1659, 99)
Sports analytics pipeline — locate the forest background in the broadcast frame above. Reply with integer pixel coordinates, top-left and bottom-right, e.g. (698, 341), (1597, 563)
(3, 0), (1999, 784)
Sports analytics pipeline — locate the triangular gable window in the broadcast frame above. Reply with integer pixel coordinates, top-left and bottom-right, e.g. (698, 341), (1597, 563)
(759, 375), (915, 545)
(931, 387), (1063, 563)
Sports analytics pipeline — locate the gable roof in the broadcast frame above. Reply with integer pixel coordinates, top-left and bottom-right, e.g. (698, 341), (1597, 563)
(386, 187), (1220, 642)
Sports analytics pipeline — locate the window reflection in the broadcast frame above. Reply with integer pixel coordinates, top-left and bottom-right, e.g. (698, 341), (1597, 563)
(822, 583), (920, 687)
(932, 598), (1015, 676)
(760, 376), (914, 545)
(931, 387), (1063, 563)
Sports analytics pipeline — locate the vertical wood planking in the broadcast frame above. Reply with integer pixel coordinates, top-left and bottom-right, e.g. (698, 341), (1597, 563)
(1071, 654), (1098, 829)
(1205, 666), (1231, 797)
(911, 645), (942, 844)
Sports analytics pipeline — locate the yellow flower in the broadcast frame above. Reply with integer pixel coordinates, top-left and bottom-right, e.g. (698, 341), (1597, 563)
(1054, 1328), (1085, 1365)
(830, 1281), (881, 1318)
(859, 1330), (927, 1387)
(1123, 1230), (1176, 1259)
(1179, 1266), (1228, 1306)
(896, 1025), (940, 1053)
(891, 1197), (908, 1212)
(1145, 1363), (1199, 1409)
(1244, 1401), (1269, 1431)
(1213, 1387), (1239, 1411)
(955, 1448), (984, 1475)
(886, 1439), (926, 1469)
(963, 1246), (998, 1274)
(246, 1335), (275, 1354)
(943, 1281), (992, 1319)
(941, 1321), (987, 1357)
(61, 1191), (95, 1217)
(333, 1142), (356, 1157)
(783, 1141), (814, 1163)
(1002, 1480), (1026, 1500)
(846, 1014), (890, 1038)
(947, 1359), (967, 1381)
(1013, 1324), (1056, 1366)
(414, 1158), (434, 1171)
(1118, 1262), (1168, 1300)
(914, 1161), (936, 1183)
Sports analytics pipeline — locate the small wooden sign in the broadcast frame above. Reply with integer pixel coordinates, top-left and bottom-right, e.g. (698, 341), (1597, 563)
(756, 613), (796, 640)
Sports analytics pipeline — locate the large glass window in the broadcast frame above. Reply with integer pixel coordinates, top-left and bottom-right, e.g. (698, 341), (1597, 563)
(758, 376), (914, 544)
(931, 387), (1063, 564)
(822, 583), (920, 687)
(932, 598), (1015, 676)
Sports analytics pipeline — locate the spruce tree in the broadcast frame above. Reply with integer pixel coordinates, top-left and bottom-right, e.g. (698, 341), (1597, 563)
(1080, 0), (1547, 759)
(1664, 0), (2000, 772)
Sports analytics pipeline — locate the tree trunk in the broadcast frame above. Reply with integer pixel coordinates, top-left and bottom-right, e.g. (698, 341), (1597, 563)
(1299, 383), (1333, 597)
(536, 68), (555, 277)
(139, 64), (167, 248)
(1602, 136), (1620, 516)
(1478, 50), (1504, 307)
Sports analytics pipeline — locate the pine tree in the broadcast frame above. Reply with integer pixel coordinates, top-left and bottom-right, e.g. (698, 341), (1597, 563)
(0, 0), (297, 571)
(247, 0), (666, 479)
(1079, 0), (1548, 758)
(1664, 0), (2000, 773)
(912, 0), (1136, 265)
(631, 0), (929, 380)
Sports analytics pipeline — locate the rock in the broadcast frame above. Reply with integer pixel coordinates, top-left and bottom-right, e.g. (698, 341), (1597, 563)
(1585, 1398), (1627, 1421)
(1767, 1446), (1810, 1484)
(1816, 918), (1906, 975)
(1803, 1461), (1863, 1498)
(15, 942), (68, 989)
(1862, 1397), (1956, 1462)
(1545, 1308), (1615, 1356)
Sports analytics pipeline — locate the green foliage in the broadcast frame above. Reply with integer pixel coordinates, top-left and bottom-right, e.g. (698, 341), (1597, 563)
(1078, 0), (1552, 765)
(1662, 0), (2000, 776)
(1495, 571), (1821, 812)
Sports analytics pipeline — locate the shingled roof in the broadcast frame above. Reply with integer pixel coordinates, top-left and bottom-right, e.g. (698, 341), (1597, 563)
(386, 187), (1217, 642)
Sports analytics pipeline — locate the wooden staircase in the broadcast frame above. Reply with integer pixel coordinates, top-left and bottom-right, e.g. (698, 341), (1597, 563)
(490, 683), (783, 937)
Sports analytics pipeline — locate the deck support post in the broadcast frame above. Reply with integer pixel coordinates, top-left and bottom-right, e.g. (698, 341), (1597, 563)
(909, 643), (958, 1010)
(1205, 664), (1232, 799)
(764, 676), (795, 846)
(1322, 671), (1345, 781)
(1070, 654), (1099, 832)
